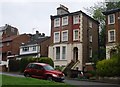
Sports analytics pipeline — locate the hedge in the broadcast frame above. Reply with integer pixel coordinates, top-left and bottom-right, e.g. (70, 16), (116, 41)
(96, 57), (120, 77)
(19, 57), (54, 72)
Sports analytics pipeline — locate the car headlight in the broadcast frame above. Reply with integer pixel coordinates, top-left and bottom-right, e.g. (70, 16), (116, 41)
(52, 74), (58, 77)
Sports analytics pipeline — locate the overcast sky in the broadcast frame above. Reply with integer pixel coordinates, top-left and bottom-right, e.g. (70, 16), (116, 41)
(0, 0), (104, 36)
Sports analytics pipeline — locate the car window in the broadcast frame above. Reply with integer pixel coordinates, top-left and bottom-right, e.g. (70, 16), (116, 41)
(35, 65), (44, 70)
(27, 64), (36, 69)
(43, 65), (54, 70)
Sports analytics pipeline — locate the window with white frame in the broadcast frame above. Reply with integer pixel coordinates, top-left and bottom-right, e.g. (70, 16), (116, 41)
(73, 15), (79, 24)
(108, 30), (116, 42)
(62, 16), (68, 26)
(108, 14), (115, 24)
(22, 47), (29, 52)
(62, 46), (66, 59)
(89, 47), (92, 58)
(56, 47), (60, 60)
(73, 29), (79, 41)
(89, 21), (92, 28)
(32, 46), (36, 51)
(7, 42), (10, 46)
(62, 30), (68, 41)
(89, 35), (92, 42)
(0, 43), (2, 47)
(54, 18), (60, 27)
(54, 32), (60, 43)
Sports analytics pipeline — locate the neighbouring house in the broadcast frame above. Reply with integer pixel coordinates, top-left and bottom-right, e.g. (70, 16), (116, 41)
(1, 34), (30, 68)
(0, 24), (19, 70)
(48, 5), (99, 72)
(103, 8), (120, 59)
(18, 31), (51, 59)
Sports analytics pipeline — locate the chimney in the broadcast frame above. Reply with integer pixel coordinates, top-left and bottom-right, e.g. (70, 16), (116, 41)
(57, 4), (69, 15)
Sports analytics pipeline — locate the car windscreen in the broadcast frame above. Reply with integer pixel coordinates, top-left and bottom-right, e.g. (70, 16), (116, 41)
(43, 65), (54, 70)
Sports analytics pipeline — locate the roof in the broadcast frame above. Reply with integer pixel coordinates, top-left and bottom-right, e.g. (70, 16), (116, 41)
(51, 10), (99, 24)
(21, 36), (50, 46)
(2, 35), (18, 42)
(30, 62), (48, 66)
(103, 8), (120, 15)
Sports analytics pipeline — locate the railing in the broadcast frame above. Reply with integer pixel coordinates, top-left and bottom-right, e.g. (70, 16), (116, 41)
(71, 60), (80, 70)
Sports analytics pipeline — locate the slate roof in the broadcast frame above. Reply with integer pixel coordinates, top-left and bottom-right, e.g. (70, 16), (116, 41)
(103, 8), (120, 15)
(2, 35), (18, 42)
(21, 36), (50, 46)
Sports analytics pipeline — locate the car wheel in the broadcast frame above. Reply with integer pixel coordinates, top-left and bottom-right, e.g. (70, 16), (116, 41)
(24, 73), (31, 77)
(47, 76), (53, 81)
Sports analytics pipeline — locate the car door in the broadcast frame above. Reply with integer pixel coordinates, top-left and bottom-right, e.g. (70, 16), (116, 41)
(29, 64), (37, 76)
(34, 65), (45, 78)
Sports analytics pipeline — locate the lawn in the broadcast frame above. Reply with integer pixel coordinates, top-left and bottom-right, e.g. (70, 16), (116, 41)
(0, 75), (74, 87)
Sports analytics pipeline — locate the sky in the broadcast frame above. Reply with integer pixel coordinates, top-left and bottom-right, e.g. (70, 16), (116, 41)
(0, 0), (104, 36)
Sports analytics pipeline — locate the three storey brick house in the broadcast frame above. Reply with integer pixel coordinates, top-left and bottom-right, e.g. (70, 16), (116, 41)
(49, 5), (99, 71)
(103, 8), (120, 59)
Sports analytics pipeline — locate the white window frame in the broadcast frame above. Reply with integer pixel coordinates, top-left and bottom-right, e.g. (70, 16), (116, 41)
(108, 30), (116, 42)
(54, 32), (60, 43)
(6, 42), (10, 46)
(73, 15), (79, 24)
(32, 46), (36, 51)
(89, 21), (92, 28)
(54, 18), (60, 27)
(89, 35), (92, 42)
(89, 47), (92, 58)
(22, 47), (29, 52)
(73, 29), (79, 41)
(108, 14), (115, 24)
(62, 30), (68, 42)
(62, 16), (68, 26)
(62, 46), (66, 60)
(56, 46), (60, 60)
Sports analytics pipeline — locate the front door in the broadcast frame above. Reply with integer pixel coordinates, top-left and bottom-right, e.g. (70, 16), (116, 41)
(73, 47), (78, 62)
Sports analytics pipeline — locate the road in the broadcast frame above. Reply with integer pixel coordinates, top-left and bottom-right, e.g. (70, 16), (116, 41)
(1, 72), (120, 87)
(64, 79), (120, 87)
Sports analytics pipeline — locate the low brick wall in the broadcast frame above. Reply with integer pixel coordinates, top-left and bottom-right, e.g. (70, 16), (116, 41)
(98, 77), (120, 84)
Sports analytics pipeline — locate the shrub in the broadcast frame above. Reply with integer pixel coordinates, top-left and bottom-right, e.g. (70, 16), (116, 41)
(96, 57), (120, 77)
(19, 57), (54, 72)
(9, 59), (20, 71)
(19, 56), (36, 72)
(38, 57), (54, 67)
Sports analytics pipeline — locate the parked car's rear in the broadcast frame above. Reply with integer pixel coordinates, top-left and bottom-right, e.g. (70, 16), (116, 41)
(24, 63), (65, 82)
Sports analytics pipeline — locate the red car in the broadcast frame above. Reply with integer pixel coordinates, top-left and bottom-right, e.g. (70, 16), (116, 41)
(24, 63), (65, 82)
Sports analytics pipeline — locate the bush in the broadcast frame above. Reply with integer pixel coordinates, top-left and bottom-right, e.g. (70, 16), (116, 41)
(19, 57), (54, 72)
(38, 57), (54, 67)
(9, 59), (20, 71)
(19, 56), (36, 72)
(96, 57), (120, 77)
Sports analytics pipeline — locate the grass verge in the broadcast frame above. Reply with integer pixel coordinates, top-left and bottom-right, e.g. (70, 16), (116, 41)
(1, 75), (74, 87)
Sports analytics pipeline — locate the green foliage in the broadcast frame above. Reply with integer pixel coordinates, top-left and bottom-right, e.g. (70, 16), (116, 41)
(19, 56), (36, 72)
(9, 60), (20, 71)
(55, 66), (65, 71)
(96, 57), (120, 77)
(38, 57), (54, 67)
(106, 1), (120, 10)
(19, 57), (54, 72)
